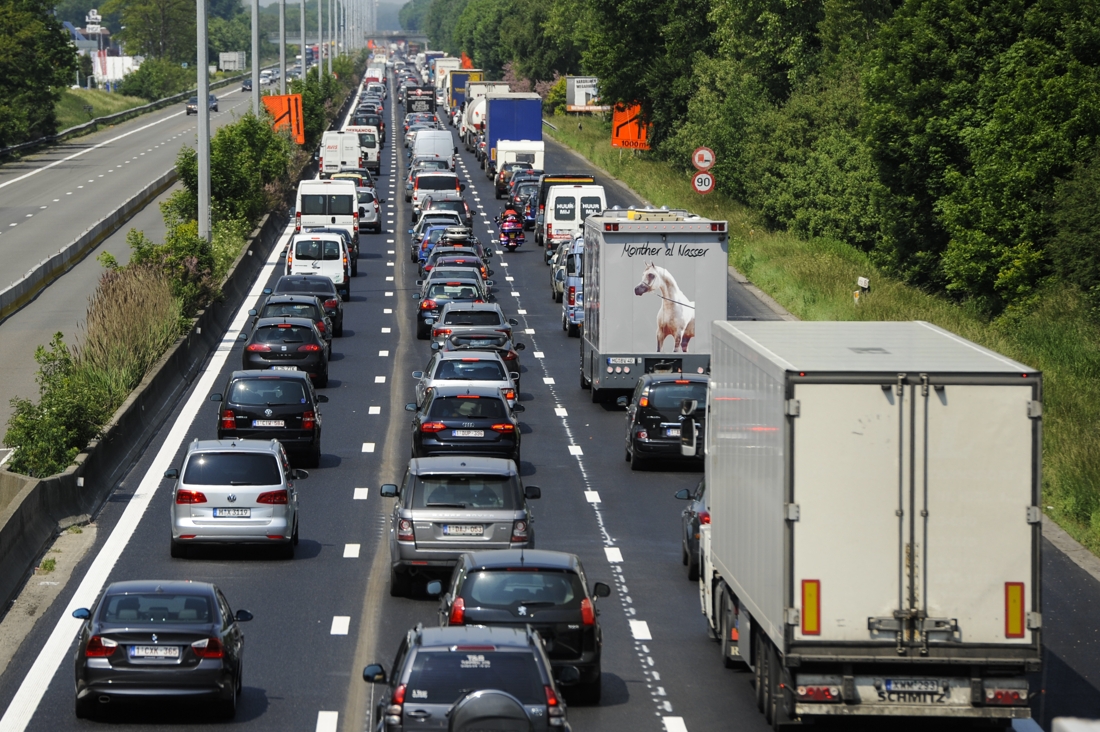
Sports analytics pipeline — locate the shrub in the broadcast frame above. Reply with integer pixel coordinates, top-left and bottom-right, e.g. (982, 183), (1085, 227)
(117, 58), (195, 102)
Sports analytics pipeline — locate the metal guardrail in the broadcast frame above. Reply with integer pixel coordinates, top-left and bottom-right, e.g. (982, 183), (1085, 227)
(542, 118), (559, 131)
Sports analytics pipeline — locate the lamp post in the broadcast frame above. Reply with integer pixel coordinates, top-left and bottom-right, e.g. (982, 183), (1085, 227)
(196, 0), (211, 242)
(279, 0), (286, 95)
(317, 0), (323, 82)
(251, 0), (260, 113)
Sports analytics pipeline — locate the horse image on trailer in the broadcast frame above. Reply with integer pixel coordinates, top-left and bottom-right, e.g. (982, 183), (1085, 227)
(581, 209), (729, 401)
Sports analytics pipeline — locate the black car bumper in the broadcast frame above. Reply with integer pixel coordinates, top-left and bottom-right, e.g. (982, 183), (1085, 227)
(412, 436), (519, 460)
(632, 438), (702, 460)
(77, 663), (234, 703)
(217, 428), (319, 454)
(242, 356), (326, 379)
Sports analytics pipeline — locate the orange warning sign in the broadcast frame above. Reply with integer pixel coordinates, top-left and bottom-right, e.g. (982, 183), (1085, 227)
(262, 94), (305, 145)
(611, 103), (651, 150)
(460, 52), (474, 69)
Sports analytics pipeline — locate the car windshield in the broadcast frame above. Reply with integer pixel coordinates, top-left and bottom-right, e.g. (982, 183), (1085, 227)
(443, 311), (501, 326)
(182, 452), (282, 485)
(228, 378), (308, 406)
(261, 302), (319, 320)
(411, 475), (516, 509)
(463, 570), (584, 610)
(432, 359), (507, 381)
(404, 651), (544, 705)
(100, 593), (213, 625)
(419, 176), (458, 191)
(428, 395), (507, 419)
(254, 324), (311, 343)
(648, 382), (708, 411)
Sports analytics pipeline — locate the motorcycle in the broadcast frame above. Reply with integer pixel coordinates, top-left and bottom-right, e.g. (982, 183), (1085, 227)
(498, 213), (526, 252)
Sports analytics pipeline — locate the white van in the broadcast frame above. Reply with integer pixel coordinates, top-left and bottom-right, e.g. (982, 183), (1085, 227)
(343, 125), (380, 173)
(544, 184), (606, 250)
(295, 179), (359, 246)
(319, 131), (362, 179)
(286, 232), (351, 300)
(411, 130), (457, 171)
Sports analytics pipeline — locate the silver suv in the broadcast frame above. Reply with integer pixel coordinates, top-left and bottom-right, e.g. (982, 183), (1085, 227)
(412, 350), (517, 408)
(430, 302), (517, 345)
(380, 457), (540, 597)
(166, 439), (306, 559)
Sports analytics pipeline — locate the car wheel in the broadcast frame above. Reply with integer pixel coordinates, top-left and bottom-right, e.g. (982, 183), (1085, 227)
(630, 451), (646, 471)
(682, 541), (689, 564)
(688, 547), (701, 582)
(277, 539), (295, 560)
(316, 370), (329, 389)
(719, 589), (738, 667)
(567, 322), (580, 338)
(75, 695), (97, 720)
(512, 449), (521, 467)
(341, 290), (350, 303)
(389, 567), (411, 597)
(625, 449), (631, 462)
(755, 631), (767, 713)
(307, 442), (321, 468)
(352, 263), (358, 276)
(170, 538), (189, 559)
(555, 290), (563, 303)
(766, 642), (782, 727)
(576, 672), (602, 705)
(411, 250), (419, 263)
(292, 518), (300, 546)
(217, 679), (238, 719)
(562, 312), (568, 331)
(416, 324), (429, 340)
(335, 319), (344, 337)
(494, 190), (500, 199)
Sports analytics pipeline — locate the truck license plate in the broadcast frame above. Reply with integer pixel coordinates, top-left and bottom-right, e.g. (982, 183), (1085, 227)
(213, 508), (251, 518)
(607, 357), (634, 365)
(130, 646), (179, 659)
(443, 524), (484, 536)
(885, 679), (941, 693)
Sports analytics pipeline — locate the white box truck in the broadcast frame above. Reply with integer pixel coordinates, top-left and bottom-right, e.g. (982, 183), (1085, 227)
(580, 208), (728, 401)
(462, 82), (510, 147)
(686, 320), (1041, 725)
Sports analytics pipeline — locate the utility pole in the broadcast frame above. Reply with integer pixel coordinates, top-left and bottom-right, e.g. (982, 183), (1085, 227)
(251, 0), (260, 113)
(279, 0), (286, 94)
(299, 0), (305, 81)
(197, 0), (211, 242)
(327, 0), (333, 75)
(317, 0), (323, 82)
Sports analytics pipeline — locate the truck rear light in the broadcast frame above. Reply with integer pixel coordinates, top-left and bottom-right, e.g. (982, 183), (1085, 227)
(802, 579), (821, 635)
(795, 685), (840, 702)
(257, 490), (289, 504)
(604, 223), (619, 231)
(295, 212), (301, 232)
(301, 410), (317, 430)
(699, 510), (710, 525)
(511, 519), (528, 541)
(176, 490), (207, 504)
(710, 222), (726, 232)
(568, 286), (575, 306)
(420, 421), (447, 433)
(85, 636), (118, 657)
(1005, 582), (1025, 638)
(983, 681), (1028, 706)
(448, 597), (465, 624)
(220, 409), (235, 430)
(580, 598), (595, 626)
(397, 519), (414, 541)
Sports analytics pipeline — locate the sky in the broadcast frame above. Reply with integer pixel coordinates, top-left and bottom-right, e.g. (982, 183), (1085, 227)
(255, 0), (405, 30)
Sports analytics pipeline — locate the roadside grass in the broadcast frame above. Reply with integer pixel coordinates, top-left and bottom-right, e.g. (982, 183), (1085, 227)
(545, 116), (1100, 556)
(55, 88), (147, 130)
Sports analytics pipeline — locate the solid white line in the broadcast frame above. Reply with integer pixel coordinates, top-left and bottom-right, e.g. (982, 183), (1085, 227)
(331, 616), (351, 635)
(605, 547), (624, 563)
(353, 488), (369, 500)
(316, 710), (339, 732)
(629, 620), (652, 640)
(343, 544), (361, 558)
(362, 443), (376, 453)
(0, 222), (291, 731)
(663, 717), (688, 732)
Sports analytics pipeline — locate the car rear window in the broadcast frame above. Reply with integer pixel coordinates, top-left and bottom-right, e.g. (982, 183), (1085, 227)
(299, 194), (354, 216)
(405, 651), (543, 705)
(647, 382), (708, 410)
(462, 570), (584, 610)
(411, 475), (516, 509)
(516, 183), (538, 197)
(182, 452), (282, 485)
(254, 324), (312, 343)
(443, 311), (501, 326)
(100, 593), (213, 625)
(358, 190), (376, 203)
(228, 378), (308, 406)
(275, 278), (337, 296)
(418, 176), (459, 191)
(451, 334), (507, 349)
(261, 302), (319, 320)
(294, 239), (341, 260)
(432, 359), (507, 381)
(428, 395), (507, 420)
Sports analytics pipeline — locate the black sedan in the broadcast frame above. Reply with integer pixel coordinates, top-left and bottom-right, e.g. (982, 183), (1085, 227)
(434, 549), (610, 704)
(406, 384), (523, 462)
(249, 294), (333, 349)
(617, 373), (708, 470)
(433, 330), (526, 388)
(72, 580), (253, 720)
(265, 275), (344, 336)
(674, 479), (708, 581)
(239, 317), (329, 387)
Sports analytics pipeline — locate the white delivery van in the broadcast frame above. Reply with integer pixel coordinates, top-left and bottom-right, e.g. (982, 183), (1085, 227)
(544, 184), (606, 250)
(319, 131), (361, 179)
(411, 129), (457, 170)
(295, 179), (359, 247)
(286, 232), (351, 301)
(496, 139), (545, 172)
(343, 125), (380, 173)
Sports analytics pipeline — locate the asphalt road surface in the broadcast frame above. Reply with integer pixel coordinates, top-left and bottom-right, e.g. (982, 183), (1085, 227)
(0, 78), (1096, 732)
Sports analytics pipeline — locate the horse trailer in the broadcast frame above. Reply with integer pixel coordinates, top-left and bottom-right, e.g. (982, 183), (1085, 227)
(580, 208), (729, 401)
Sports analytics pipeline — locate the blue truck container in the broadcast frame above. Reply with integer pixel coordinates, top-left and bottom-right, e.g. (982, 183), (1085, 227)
(484, 93), (543, 177)
(448, 70), (483, 112)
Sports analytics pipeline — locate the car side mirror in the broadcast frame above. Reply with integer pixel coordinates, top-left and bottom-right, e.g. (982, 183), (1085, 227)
(248, 309), (257, 316)
(404, 403), (417, 412)
(555, 271), (565, 281)
(238, 333), (248, 341)
(416, 280), (424, 286)
(681, 399), (698, 416)
(210, 393), (223, 402)
(316, 394), (329, 403)
(512, 404), (525, 413)
(412, 371), (424, 379)
(485, 281), (494, 288)
(72, 608), (91, 620)
(508, 318), (518, 326)
(558, 666), (581, 686)
(460, 183), (466, 191)
(593, 582), (611, 598)
(380, 199), (387, 204)
(359, 207), (367, 217)
(453, 146), (458, 153)
(616, 396), (629, 408)
(430, 342), (441, 351)
(235, 609), (254, 622)
(425, 580), (442, 596)
(488, 270), (495, 277)
(674, 488), (692, 500)
(486, 248), (495, 258)
(291, 469), (309, 480)
(524, 485), (541, 500)
(363, 664), (387, 683)
(262, 288), (272, 295)
(515, 342), (525, 350)
(407, 229), (414, 234)
(164, 468), (179, 480)
(380, 483), (399, 498)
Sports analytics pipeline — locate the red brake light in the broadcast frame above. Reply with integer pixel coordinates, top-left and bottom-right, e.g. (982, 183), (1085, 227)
(675, 379), (690, 384)
(544, 686), (560, 708)
(246, 343), (272, 352)
(176, 489), (207, 504)
(420, 421), (447, 432)
(795, 685), (840, 702)
(433, 328), (452, 337)
(315, 321), (326, 332)
(295, 212), (301, 232)
(191, 637), (225, 659)
(456, 395), (479, 399)
(85, 636), (118, 657)
(568, 286), (575, 306)
(397, 519), (414, 541)
(302, 411), (317, 430)
(449, 597), (465, 625)
(420, 299), (437, 310)
(323, 298), (339, 309)
(393, 683), (407, 705)
(298, 343), (323, 352)
(460, 358), (479, 362)
(502, 350), (518, 361)
(220, 409), (235, 430)
(491, 422), (515, 433)
(699, 510), (710, 525)
(581, 598), (596, 626)
(257, 490), (288, 504)
(546, 223), (552, 239)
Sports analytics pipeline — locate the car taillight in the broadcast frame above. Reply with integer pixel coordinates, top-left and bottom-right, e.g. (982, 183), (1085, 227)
(420, 421), (447, 433)
(449, 597), (465, 624)
(302, 411), (317, 430)
(324, 298), (339, 309)
(191, 637), (225, 659)
(545, 686), (564, 718)
(511, 519), (528, 541)
(287, 252), (293, 269)
(298, 343), (322, 352)
(581, 598), (596, 626)
(502, 350), (518, 361)
(546, 223), (551, 240)
(502, 388), (516, 401)
(295, 212), (301, 232)
(246, 343), (272, 352)
(257, 490), (289, 505)
(85, 636), (118, 657)
(397, 519), (414, 541)
(220, 409), (235, 430)
(492, 422), (516, 433)
(176, 490), (208, 504)
(699, 510), (710, 525)
(635, 429), (648, 440)
(420, 299), (437, 310)
(433, 327), (452, 337)
(568, 286), (575, 306)
(386, 683), (406, 722)
(795, 685), (841, 703)
(315, 320), (326, 333)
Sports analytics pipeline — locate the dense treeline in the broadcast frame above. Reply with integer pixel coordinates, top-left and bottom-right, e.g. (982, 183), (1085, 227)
(407, 0), (1100, 315)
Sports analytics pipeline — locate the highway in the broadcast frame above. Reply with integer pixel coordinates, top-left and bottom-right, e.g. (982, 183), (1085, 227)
(0, 75), (1096, 732)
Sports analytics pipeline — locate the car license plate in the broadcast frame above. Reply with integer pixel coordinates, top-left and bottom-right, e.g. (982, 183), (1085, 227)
(213, 508), (251, 518)
(270, 365), (297, 371)
(252, 420), (284, 427)
(452, 430), (484, 437)
(130, 646), (180, 659)
(885, 679), (940, 693)
(444, 524), (484, 536)
(665, 427), (681, 437)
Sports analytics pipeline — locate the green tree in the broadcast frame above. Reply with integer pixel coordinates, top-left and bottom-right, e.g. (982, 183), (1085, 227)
(1050, 147), (1100, 311)
(116, 56), (194, 100)
(423, 0), (468, 54)
(102, 0), (195, 61)
(0, 0), (78, 147)
(399, 0), (432, 30)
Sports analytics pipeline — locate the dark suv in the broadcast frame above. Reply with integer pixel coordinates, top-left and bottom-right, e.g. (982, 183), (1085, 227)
(617, 373), (708, 470)
(406, 385), (523, 461)
(211, 370), (327, 467)
(362, 625), (574, 732)
(436, 549), (610, 704)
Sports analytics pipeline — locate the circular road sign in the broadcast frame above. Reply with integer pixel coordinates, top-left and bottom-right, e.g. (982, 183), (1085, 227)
(692, 171), (715, 195)
(692, 146), (715, 171)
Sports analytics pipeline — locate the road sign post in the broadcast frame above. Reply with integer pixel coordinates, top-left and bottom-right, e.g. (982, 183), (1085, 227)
(692, 171), (715, 195)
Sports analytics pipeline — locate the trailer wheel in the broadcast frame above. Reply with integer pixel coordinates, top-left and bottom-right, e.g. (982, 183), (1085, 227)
(766, 642), (782, 728)
(719, 591), (737, 668)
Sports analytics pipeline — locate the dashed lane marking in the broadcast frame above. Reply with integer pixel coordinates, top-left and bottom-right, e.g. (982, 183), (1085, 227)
(353, 488), (369, 500)
(374, 376), (386, 383)
(629, 620), (652, 640)
(362, 443), (375, 453)
(533, 352), (544, 359)
(368, 406), (381, 415)
(605, 547), (624, 563)
(568, 444), (582, 455)
(381, 327), (391, 333)
(379, 350), (389, 357)
(316, 711), (338, 732)
(585, 491), (601, 503)
(330, 616), (350, 635)
(554, 407), (567, 417)
(343, 544), (361, 558)
(663, 717), (689, 732)
(544, 377), (556, 385)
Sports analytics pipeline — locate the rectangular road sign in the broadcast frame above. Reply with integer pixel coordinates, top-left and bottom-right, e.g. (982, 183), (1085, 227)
(611, 103), (651, 150)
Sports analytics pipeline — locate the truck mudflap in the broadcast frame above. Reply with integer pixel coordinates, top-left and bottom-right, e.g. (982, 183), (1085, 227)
(791, 673), (1031, 718)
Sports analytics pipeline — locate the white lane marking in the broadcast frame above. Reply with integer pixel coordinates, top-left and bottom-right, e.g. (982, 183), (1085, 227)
(24, 214), (31, 218)
(0, 110), (188, 191)
(374, 376), (386, 384)
(516, 309), (525, 314)
(383, 308), (392, 314)
(362, 443), (376, 453)
(368, 406), (381, 415)
(379, 350), (389, 357)
(554, 408), (568, 417)
(585, 491), (601, 503)
(7, 223), (14, 227)
(343, 544), (361, 558)
(544, 377), (556, 385)
(354, 488), (369, 500)
(40, 205), (47, 208)
(386, 276), (393, 281)
(505, 276), (514, 282)
(65, 192), (72, 195)
(385, 292), (393, 297)
(381, 327), (391, 333)
(386, 261), (394, 267)
(663, 717), (688, 732)
(0, 221), (291, 731)
(510, 292), (520, 297)
(629, 620), (652, 641)
(316, 711), (339, 732)
(386, 249), (394, 254)
(568, 444), (583, 456)
(605, 547), (624, 563)
(331, 616), (350, 635)
(386, 239), (394, 243)
(524, 328), (535, 334)
(533, 352), (544, 359)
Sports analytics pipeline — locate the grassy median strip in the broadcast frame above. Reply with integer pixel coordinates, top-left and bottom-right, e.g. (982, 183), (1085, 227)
(54, 88), (148, 132)
(546, 117), (1100, 555)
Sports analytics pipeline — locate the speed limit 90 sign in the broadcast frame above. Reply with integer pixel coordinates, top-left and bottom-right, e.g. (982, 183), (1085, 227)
(692, 171), (715, 195)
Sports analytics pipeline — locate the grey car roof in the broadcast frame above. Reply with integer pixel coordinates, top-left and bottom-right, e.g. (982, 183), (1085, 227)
(253, 316), (317, 329)
(187, 438), (283, 454)
(260, 294), (324, 304)
(408, 456), (518, 477)
(434, 350), (506, 361)
(463, 549), (579, 572)
(418, 625), (534, 649)
(439, 302), (502, 314)
(103, 579), (216, 596)
(429, 384), (510, 398)
(637, 372), (709, 386)
(228, 369), (313, 383)
(716, 321), (1034, 374)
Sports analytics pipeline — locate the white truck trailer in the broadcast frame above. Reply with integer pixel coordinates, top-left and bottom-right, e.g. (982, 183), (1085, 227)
(687, 320), (1041, 725)
(580, 209), (728, 401)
